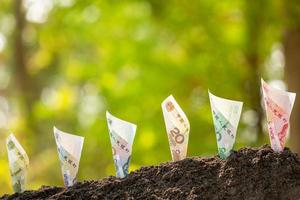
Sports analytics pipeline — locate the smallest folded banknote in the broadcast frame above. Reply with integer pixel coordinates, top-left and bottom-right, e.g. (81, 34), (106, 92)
(106, 111), (137, 178)
(6, 134), (29, 193)
(209, 92), (243, 159)
(54, 127), (84, 187)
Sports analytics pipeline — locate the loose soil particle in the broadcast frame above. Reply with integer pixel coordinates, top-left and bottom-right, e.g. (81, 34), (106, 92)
(1, 145), (300, 200)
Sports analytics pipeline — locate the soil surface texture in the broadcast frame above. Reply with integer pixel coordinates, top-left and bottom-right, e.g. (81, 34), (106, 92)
(1, 145), (300, 200)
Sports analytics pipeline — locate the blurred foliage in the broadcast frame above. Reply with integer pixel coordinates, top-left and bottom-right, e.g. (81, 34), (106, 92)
(0, 0), (295, 194)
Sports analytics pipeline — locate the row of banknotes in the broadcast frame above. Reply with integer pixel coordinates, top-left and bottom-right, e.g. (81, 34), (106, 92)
(6, 78), (296, 192)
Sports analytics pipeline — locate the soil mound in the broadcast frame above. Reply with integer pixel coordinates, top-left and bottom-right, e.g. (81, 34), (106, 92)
(1, 145), (300, 200)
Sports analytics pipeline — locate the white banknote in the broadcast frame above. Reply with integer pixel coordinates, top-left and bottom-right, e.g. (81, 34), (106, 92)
(54, 127), (84, 187)
(6, 134), (29, 193)
(106, 111), (136, 178)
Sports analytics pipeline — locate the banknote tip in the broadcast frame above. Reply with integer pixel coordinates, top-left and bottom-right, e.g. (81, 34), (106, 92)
(106, 111), (111, 117)
(53, 126), (58, 132)
(7, 133), (13, 139)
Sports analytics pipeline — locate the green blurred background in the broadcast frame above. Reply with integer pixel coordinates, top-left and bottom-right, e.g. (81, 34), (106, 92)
(0, 0), (300, 195)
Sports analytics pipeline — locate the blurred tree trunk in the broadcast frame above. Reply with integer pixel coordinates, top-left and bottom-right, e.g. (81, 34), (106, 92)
(14, 0), (31, 115)
(283, 0), (300, 154)
(13, 0), (37, 142)
(244, 0), (267, 144)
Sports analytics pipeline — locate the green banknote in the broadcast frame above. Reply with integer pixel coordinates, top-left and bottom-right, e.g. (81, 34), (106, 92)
(209, 92), (243, 159)
(6, 134), (29, 193)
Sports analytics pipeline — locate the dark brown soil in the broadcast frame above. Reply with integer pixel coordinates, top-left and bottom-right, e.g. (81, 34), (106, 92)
(1, 145), (300, 200)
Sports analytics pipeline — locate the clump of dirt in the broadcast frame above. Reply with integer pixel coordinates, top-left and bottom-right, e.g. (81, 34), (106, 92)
(1, 145), (300, 200)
